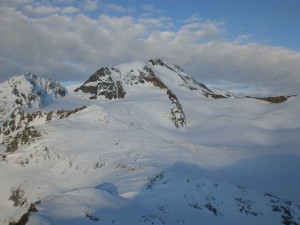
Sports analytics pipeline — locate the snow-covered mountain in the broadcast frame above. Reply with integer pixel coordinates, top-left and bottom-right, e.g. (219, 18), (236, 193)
(74, 59), (231, 100)
(0, 59), (299, 225)
(74, 59), (238, 128)
(0, 73), (66, 125)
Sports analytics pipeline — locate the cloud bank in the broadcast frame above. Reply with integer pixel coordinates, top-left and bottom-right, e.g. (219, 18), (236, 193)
(0, 1), (300, 96)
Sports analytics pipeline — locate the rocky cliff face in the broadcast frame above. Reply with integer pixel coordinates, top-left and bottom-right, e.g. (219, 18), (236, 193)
(74, 68), (126, 100)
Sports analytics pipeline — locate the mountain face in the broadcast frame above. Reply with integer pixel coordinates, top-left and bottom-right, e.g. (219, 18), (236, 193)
(0, 59), (300, 225)
(0, 73), (66, 125)
(75, 59), (234, 101)
(74, 59), (237, 128)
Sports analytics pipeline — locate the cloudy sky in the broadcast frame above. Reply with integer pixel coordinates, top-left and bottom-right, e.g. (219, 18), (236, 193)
(1, 0), (300, 96)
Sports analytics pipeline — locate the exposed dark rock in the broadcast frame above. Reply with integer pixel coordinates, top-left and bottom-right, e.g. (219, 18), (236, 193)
(6, 126), (41, 153)
(245, 95), (296, 104)
(9, 203), (38, 225)
(205, 203), (222, 216)
(75, 68), (126, 100)
(84, 211), (100, 222)
(77, 85), (97, 97)
(147, 173), (165, 190)
(140, 67), (167, 89)
(0, 106), (87, 153)
(149, 59), (184, 73)
(9, 186), (27, 207)
(88, 67), (112, 82)
(191, 78), (212, 92)
(167, 90), (186, 128)
(149, 59), (166, 67)
(97, 79), (126, 100)
(265, 192), (299, 225)
(235, 197), (261, 216)
(209, 94), (228, 99)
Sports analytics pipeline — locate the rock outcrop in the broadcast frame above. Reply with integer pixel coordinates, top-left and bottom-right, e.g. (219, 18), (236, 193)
(0, 106), (87, 153)
(245, 95), (296, 104)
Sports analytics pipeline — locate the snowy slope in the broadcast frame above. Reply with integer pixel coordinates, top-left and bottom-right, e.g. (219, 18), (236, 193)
(0, 60), (299, 225)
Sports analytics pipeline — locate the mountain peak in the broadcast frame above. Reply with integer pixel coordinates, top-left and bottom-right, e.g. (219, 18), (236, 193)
(4, 73), (66, 106)
(73, 59), (239, 128)
(148, 58), (184, 72)
(0, 73), (66, 124)
(74, 60), (190, 128)
(74, 59), (230, 100)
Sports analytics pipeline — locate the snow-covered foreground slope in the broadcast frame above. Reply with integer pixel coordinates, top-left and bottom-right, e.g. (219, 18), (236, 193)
(0, 60), (300, 225)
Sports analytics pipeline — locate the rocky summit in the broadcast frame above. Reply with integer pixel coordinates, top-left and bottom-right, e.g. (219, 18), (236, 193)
(0, 73), (66, 125)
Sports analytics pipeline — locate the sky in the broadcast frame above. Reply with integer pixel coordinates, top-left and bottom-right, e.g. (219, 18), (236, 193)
(0, 0), (300, 96)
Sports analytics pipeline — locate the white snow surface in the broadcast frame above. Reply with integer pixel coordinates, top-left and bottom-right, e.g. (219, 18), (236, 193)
(0, 60), (300, 225)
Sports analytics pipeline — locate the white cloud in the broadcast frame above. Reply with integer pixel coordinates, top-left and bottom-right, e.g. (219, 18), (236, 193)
(142, 4), (163, 13)
(138, 18), (162, 27)
(24, 5), (60, 15)
(52, 0), (75, 3)
(185, 13), (201, 23)
(61, 6), (79, 14)
(142, 4), (155, 12)
(235, 34), (252, 43)
(84, 0), (98, 11)
(0, 4), (300, 96)
(174, 22), (224, 44)
(104, 4), (133, 13)
(1, 0), (33, 6)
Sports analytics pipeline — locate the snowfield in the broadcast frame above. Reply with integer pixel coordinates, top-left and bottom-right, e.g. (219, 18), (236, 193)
(0, 59), (299, 225)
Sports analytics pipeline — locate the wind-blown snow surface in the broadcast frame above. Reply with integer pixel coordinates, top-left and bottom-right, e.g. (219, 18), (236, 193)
(0, 60), (300, 225)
